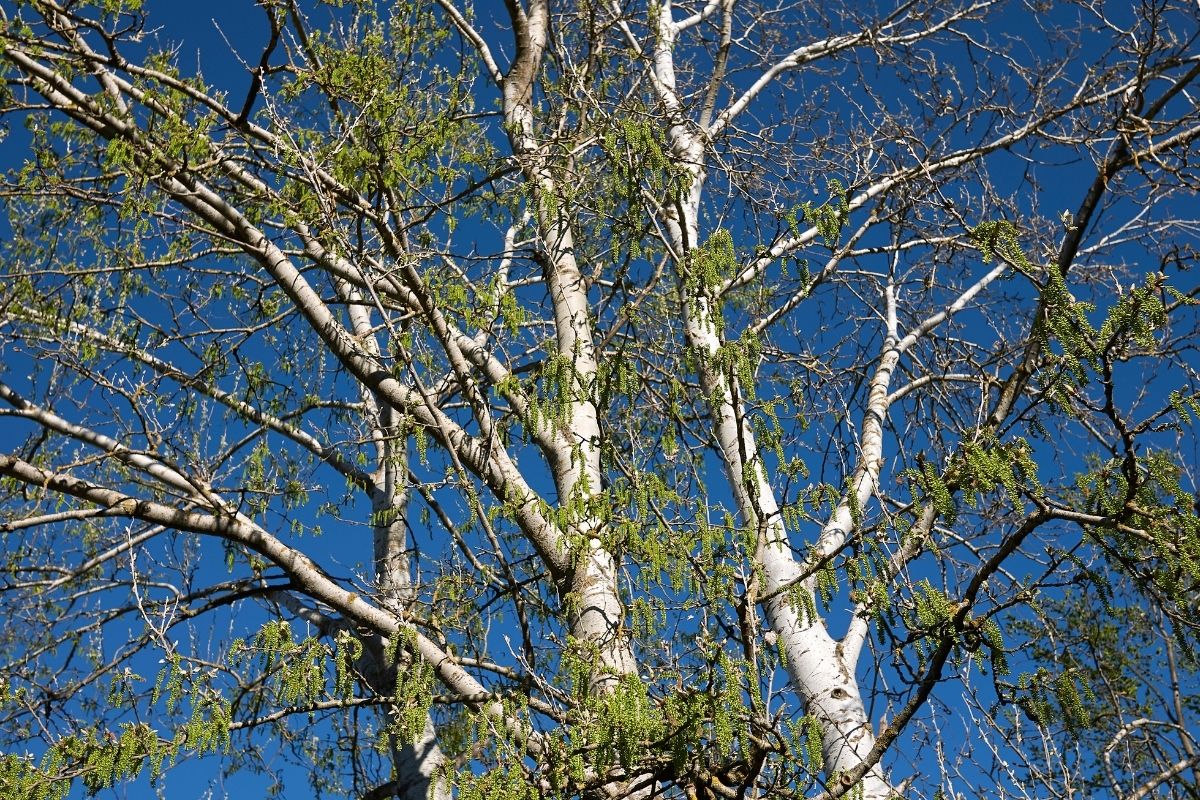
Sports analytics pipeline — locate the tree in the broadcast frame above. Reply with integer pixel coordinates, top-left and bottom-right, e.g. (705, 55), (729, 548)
(1, 0), (1198, 797)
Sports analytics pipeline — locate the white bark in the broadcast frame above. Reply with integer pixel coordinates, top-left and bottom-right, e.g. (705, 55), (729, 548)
(342, 281), (449, 800)
(500, 0), (636, 691)
(651, 3), (891, 794)
(6, 3), (1196, 798)
(0, 451), (545, 753)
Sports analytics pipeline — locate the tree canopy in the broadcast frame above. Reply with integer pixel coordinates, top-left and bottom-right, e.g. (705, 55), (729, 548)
(1, 1), (1198, 798)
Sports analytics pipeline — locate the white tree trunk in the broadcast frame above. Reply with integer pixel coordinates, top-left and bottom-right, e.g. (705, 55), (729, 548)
(343, 280), (450, 800)
(502, 0), (637, 692)
(651, 3), (892, 795)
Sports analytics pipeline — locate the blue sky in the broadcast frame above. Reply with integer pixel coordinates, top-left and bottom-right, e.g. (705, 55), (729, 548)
(1, 0), (1197, 798)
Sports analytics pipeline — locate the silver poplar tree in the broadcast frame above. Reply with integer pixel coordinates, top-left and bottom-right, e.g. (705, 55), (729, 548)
(1, 0), (1199, 798)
